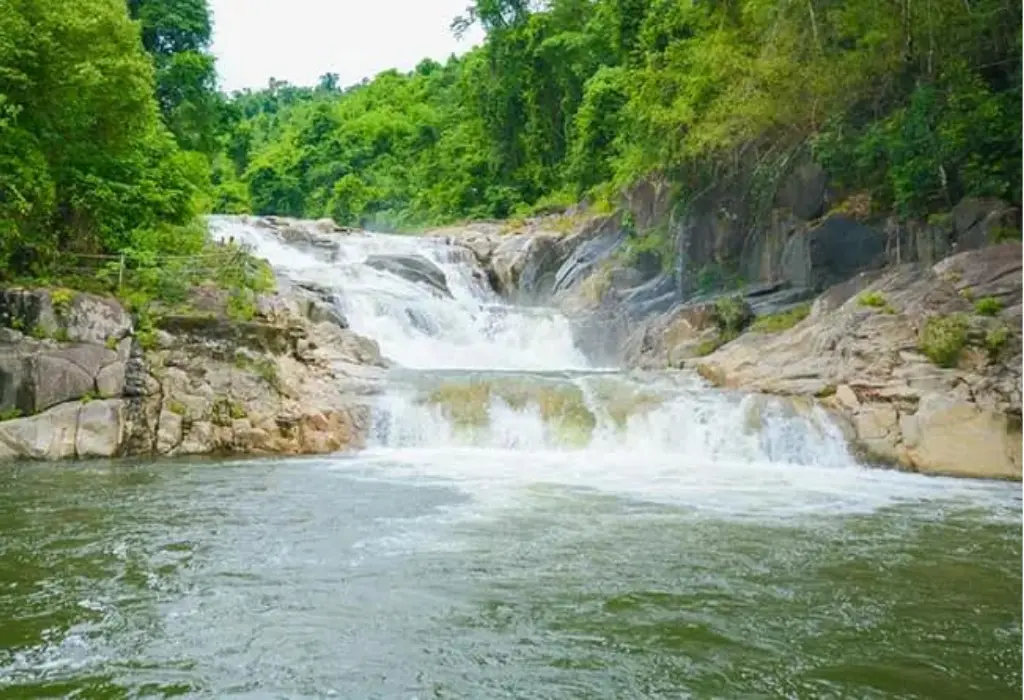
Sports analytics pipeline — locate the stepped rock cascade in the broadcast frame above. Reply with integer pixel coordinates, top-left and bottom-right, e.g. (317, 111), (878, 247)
(208, 216), (1014, 515)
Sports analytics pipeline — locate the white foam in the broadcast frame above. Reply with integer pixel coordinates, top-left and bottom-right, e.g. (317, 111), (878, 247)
(208, 215), (1021, 522)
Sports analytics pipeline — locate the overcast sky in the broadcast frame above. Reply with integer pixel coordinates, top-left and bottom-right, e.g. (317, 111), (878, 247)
(209, 0), (485, 92)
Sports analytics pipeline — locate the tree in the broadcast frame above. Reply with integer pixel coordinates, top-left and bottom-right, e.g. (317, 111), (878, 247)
(0, 0), (204, 275)
(128, 0), (221, 155)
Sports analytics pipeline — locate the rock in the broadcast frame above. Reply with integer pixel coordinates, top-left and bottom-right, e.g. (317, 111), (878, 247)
(365, 254), (451, 298)
(952, 197), (1020, 251)
(76, 399), (124, 458)
(933, 243), (1022, 314)
(834, 384), (860, 411)
(156, 408), (184, 454)
(781, 214), (887, 290)
(64, 293), (133, 344)
(490, 234), (566, 300)
(96, 362), (127, 398)
(901, 396), (1021, 479)
(775, 162), (828, 220)
(179, 420), (216, 455)
(0, 288), (131, 345)
(0, 402), (80, 460)
(688, 245), (1023, 480)
(30, 355), (95, 413)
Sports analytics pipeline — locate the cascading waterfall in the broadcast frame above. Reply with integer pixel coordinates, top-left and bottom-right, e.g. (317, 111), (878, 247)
(209, 215), (857, 473)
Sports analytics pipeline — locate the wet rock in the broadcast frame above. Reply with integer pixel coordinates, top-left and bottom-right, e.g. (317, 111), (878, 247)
(365, 254), (451, 298)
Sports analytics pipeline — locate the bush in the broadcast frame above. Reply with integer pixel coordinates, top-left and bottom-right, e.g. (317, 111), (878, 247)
(858, 291), (895, 314)
(750, 304), (811, 333)
(984, 325), (1009, 359)
(919, 314), (969, 368)
(974, 297), (1002, 316)
(858, 291), (887, 308)
(714, 296), (752, 336)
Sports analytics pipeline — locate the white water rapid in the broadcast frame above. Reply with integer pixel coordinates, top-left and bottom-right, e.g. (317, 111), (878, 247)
(208, 216), (1015, 519)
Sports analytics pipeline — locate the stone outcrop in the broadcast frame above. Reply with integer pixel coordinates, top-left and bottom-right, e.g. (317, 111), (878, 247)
(0, 282), (385, 463)
(365, 254), (452, 298)
(685, 244), (1022, 480)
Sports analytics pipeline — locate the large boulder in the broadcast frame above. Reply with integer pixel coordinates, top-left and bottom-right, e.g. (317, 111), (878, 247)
(0, 288), (131, 345)
(0, 402), (86, 461)
(365, 254), (451, 298)
(0, 341), (125, 415)
(490, 234), (563, 300)
(951, 197), (1020, 252)
(690, 244), (1023, 479)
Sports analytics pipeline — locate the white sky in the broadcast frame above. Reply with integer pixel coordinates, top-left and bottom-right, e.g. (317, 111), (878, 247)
(209, 0), (485, 92)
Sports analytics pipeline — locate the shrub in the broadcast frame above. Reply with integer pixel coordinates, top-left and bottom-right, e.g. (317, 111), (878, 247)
(984, 325), (1009, 359)
(919, 314), (969, 368)
(974, 297), (1002, 316)
(858, 291), (895, 314)
(750, 304), (811, 333)
(50, 288), (74, 316)
(714, 296), (752, 336)
(858, 291), (887, 308)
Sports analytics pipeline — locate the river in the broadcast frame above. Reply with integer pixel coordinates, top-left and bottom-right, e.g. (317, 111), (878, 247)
(0, 217), (1019, 698)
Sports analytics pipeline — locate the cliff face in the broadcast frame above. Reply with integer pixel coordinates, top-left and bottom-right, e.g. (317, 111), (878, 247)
(0, 282), (384, 462)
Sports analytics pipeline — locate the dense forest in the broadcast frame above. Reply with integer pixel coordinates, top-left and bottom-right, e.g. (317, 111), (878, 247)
(0, 0), (1020, 280)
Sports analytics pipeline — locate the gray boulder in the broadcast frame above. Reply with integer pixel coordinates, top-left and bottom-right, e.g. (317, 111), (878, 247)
(365, 254), (451, 298)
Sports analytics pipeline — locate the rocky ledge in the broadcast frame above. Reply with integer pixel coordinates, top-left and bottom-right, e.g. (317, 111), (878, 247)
(425, 196), (1022, 481)
(0, 281), (385, 462)
(648, 244), (1023, 480)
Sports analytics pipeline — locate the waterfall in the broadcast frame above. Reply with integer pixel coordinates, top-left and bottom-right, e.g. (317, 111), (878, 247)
(208, 215), (858, 471)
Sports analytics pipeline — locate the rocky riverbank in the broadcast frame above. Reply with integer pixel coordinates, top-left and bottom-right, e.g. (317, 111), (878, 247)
(0, 264), (385, 461)
(426, 188), (1022, 481)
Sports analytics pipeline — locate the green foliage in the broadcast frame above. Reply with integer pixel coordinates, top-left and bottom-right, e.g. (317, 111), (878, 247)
(80, 390), (98, 404)
(858, 291), (895, 313)
(919, 313), (969, 368)
(858, 291), (887, 308)
(0, 0), (206, 279)
(750, 304), (811, 333)
(53, 327), (70, 343)
(217, 0), (1018, 232)
(50, 288), (74, 316)
(984, 325), (1009, 359)
(974, 297), (1003, 316)
(989, 225), (1021, 243)
(167, 399), (187, 416)
(694, 336), (724, 357)
(714, 296), (751, 336)
(0, 407), (23, 422)
(212, 396), (246, 425)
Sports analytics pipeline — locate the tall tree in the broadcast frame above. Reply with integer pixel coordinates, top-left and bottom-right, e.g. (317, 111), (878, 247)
(128, 0), (221, 155)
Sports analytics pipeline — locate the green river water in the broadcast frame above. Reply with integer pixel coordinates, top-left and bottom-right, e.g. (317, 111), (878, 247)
(0, 456), (1019, 699)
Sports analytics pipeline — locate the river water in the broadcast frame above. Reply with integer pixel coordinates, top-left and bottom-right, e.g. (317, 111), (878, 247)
(0, 217), (1020, 698)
